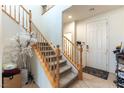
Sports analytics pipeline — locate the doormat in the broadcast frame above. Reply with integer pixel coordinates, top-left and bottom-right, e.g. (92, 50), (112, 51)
(83, 66), (109, 80)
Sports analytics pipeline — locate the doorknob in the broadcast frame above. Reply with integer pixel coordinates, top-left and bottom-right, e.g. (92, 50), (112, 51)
(86, 45), (89, 52)
(86, 45), (89, 49)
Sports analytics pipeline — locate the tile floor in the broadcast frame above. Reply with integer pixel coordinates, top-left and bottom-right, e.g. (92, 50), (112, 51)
(23, 72), (117, 88)
(69, 73), (116, 88)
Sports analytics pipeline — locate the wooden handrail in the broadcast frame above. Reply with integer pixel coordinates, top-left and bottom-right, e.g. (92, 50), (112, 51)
(2, 5), (31, 32)
(32, 23), (60, 87)
(63, 36), (83, 80)
(29, 10), (32, 32)
(20, 5), (30, 14)
(63, 35), (80, 51)
(32, 23), (56, 52)
(78, 44), (83, 80)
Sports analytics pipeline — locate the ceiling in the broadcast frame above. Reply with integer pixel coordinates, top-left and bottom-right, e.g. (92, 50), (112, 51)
(63, 5), (123, 23)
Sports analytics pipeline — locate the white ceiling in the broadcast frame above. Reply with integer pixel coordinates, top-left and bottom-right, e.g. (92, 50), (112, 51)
(63, 5), (123, 23)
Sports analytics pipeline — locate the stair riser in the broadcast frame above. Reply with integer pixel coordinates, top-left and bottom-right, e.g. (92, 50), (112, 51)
(46, 56), (62, 62)
(37, 42), (49, 46)
(60, 68), (72, 77)
(42, 52), (55, 56)
(60, 61), (67, 67)
(37, 42), (78, 88)
(62, 75), (78, 88)
(50, 61), (67, 69)
(40, 47), (52, 51)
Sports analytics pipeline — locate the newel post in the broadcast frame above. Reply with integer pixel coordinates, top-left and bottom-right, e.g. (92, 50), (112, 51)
(56, 45), (60, 87)
(29, 10), (32, 32)
(78, 44), (83, 80)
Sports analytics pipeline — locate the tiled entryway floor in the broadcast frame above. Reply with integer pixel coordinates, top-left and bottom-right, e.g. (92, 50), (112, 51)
(23, 72), (116, 88)
(69, 73), (116, 88)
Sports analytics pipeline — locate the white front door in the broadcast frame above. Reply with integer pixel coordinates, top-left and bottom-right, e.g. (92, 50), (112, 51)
(86, 20), (108, 71)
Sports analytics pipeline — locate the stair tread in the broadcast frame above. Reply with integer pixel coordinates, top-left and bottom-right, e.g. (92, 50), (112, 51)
(40, 48), (53, 50)
(59, 65), (71, 74)
(49, 60), (66, 65)
(46, 55), (61, 58)
(41, 50), (54, 52)
(41, 46), (51, 47)
(60, 72), (78, 88)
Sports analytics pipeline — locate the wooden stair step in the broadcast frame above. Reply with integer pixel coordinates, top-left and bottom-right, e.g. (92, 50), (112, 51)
(49, 60), (67, 67)
(59, 65), (72, 75)
(37, 42), (49, 46)
(46, 55), (62, 59)
(42, 51), (55, 56)
(41, 46), (51, 48)
(40, 47), (52, 51)
(41, 50), (54, 53)
(60, 72), (78, 88)
(45, 55), (62, 62)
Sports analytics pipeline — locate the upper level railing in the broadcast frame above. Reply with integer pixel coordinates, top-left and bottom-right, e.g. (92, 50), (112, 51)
(63, 35), (83, 80)
(2, 5), (32, 32)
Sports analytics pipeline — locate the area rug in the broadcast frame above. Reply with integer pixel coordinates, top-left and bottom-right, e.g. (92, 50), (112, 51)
(83, 66), (109, 80)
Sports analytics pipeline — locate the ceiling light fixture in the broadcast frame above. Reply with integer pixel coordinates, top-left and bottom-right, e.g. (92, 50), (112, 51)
(68, 15), (72, 19)
(89, 8), (95, 16)
(89, 8), (95, 11)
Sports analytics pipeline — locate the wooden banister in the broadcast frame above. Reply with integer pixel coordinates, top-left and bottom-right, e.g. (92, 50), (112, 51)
(29, 10), (32, 32)
(78, 44), (83, 80)
(32, 24), (60, 87)
(20, 5), (30, 14)
(63, 35), (83, 80)
(56, 45), (60, 87)
(2, 5), (31, 32)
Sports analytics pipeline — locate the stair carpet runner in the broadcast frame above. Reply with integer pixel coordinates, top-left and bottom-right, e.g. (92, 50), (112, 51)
(38, 42), (78, 88)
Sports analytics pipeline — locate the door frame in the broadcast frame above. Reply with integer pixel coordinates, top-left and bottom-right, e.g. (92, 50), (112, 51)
(85, 18), (110, 71)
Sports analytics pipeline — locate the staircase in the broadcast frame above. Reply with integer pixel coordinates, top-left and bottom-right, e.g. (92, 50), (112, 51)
(2, 5), (83, 88)
(35, 42), (78, 88)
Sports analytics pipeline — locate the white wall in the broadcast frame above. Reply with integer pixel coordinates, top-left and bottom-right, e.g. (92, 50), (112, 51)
(0, 8), (21, 87)
(26, 5), (71, 47)
(2, 13), (20, 45)
(31, 50), (52, 88)
(2, 12), (21, 64)
(76, 7), (124, 73)
(0, 6), (2, 88)
(63, 21), (75, 43)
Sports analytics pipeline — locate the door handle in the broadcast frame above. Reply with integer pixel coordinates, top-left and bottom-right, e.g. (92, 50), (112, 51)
(86, 45), (89, 52)
(86, 45), (89, 49)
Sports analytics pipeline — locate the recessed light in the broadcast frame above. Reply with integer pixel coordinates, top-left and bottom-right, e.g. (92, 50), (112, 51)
(68, 15), (72, 19)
